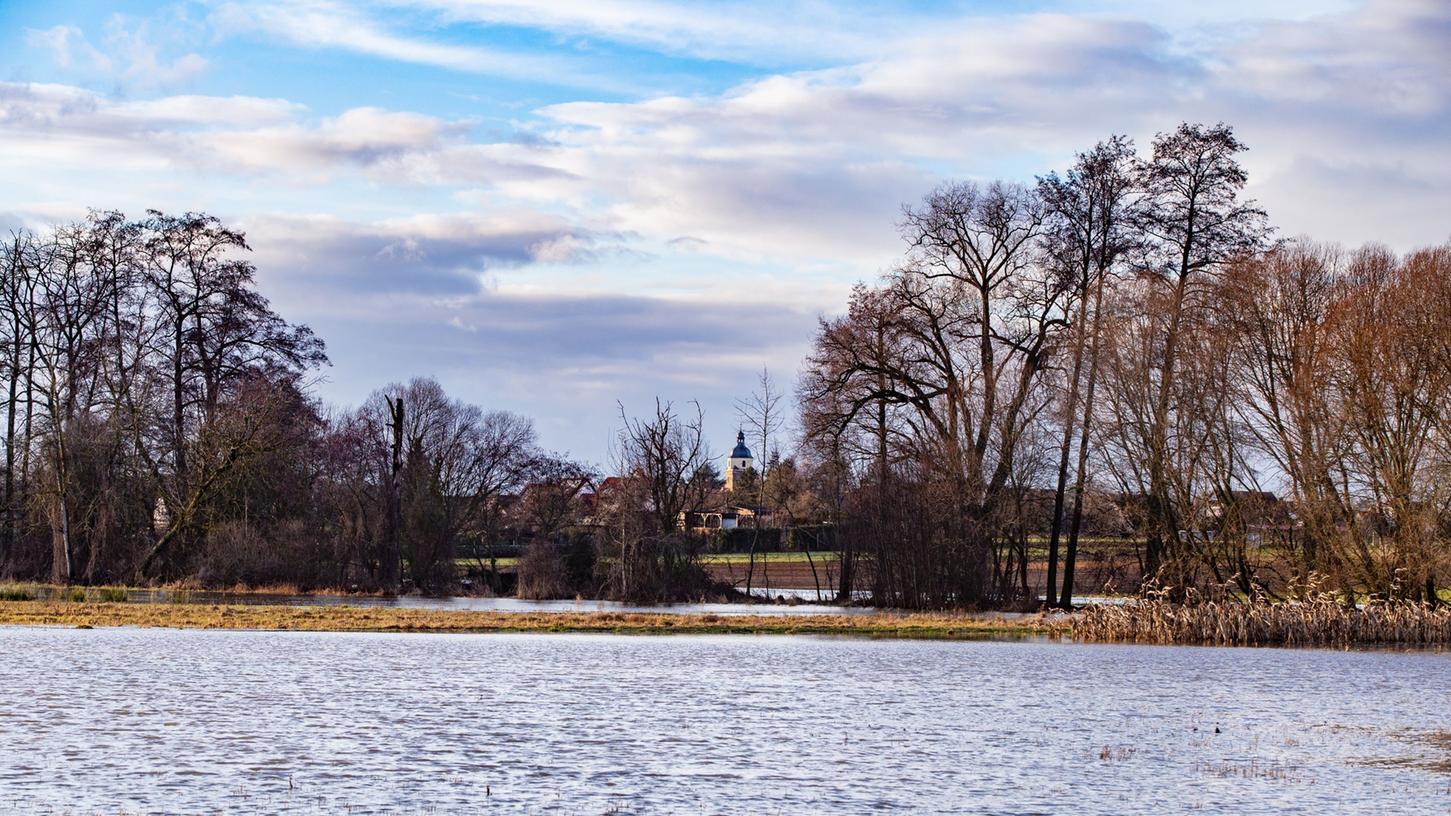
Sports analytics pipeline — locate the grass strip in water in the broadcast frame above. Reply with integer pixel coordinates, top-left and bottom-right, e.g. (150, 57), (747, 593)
(0, 599), (1063, 640)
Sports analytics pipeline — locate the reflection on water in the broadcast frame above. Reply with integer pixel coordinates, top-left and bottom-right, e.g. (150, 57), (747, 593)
(0, 628), (1447, 814)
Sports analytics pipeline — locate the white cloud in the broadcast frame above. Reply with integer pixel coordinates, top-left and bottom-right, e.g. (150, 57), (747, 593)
(0, 83), (563, 192)
(11, 1), (1451, 264)
(7, 0), (1451, 457)
(25, 15), (208, 90)
(493, 2), (1451, 259)
(208, 0), (621, 89)
(114, 95), (305, 128)
(242, 211), (604, 302)
(384, 0), (912, 64)
(24, 25), (114, 73)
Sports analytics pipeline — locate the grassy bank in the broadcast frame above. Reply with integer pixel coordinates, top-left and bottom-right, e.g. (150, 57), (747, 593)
(3, 583), (1445, 647)
(0, 599), (1060, 640)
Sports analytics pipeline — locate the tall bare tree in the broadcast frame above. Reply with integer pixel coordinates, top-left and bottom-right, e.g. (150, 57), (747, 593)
(1037, 135), (1138, 607)
(1111, 122), (1269, 587)
(736, 367), (786, 592)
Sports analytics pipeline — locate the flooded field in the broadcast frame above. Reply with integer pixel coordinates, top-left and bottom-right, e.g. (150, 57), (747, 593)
(1, 627), (1447, 814)
(62, 586), (879, 617)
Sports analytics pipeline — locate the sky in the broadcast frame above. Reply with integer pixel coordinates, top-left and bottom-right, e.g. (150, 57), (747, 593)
(1, 0), (1448, 467)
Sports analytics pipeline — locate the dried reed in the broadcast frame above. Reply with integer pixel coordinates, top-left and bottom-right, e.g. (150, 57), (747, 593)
(1073, 587), (1451, 647)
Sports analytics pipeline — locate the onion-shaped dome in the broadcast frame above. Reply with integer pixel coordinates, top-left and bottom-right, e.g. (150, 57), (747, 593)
(730, 431), (753, 460)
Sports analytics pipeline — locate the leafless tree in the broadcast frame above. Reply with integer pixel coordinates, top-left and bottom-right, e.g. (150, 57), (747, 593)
(736, 367), (787, 593)
(605, 399), (715, 602)
(1104, 122), (1270, 589)
(1037, 135), (1138, 607)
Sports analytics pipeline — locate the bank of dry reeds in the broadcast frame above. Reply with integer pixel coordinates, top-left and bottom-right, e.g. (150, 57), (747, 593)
(1074, 594), (1451, 647)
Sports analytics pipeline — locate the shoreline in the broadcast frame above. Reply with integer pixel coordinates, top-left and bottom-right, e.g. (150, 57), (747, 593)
(1, 589), (1445, 648)
(0, 599), (1060, 640)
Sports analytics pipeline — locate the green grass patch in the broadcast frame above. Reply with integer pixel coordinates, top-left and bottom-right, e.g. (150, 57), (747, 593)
(455, 557), (519, 569)
(0, 585), (36, 602)
(701, 551), (841, 564)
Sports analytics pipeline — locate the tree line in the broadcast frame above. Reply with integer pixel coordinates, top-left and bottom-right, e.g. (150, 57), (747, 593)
(0, 212), (601, 593)
(7, 122), (1448, 609)
(800, 121), (1451, 609)
(0, 210), (809, 601)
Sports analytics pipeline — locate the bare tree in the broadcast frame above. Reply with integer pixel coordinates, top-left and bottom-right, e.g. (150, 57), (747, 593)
(736, 367), (786, 593)
(606, 399), (715, 602)
(30, 218), (120, 582)
(135, 212), (327, 580)
(1036, 135), (1138, 608)
(1110, 122), (1270, 588)
(0, 231), (38, 570)
(1220, 242), (1350, 585)
(802, 180), (1071, 607)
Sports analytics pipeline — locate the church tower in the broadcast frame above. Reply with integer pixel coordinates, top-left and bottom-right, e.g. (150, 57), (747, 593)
(724, 430), (754, 492)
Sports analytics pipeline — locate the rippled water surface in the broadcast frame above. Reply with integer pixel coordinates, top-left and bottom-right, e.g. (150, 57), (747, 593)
(1, 628), (1447, 815)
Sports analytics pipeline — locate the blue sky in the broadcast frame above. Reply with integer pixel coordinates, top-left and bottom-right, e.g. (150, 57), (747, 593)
(1, 0), (1447, 465)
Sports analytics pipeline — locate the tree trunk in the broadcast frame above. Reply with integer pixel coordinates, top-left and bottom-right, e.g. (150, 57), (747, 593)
(19, 340), (34, 557)
(1046, 278), (1092, 606)
(872, 332), (889, 602)
(1144, 271), (1192, 583)
(382, 396), (405, 591)
(173, 325), (187, 480)
(1061, 275), (1107, 609)
(50, 461), (70, 583)
(745, 527), (759, 596)
(3, 331), (18, 567)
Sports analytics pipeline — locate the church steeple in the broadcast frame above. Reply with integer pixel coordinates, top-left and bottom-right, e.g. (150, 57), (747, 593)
(724, 430), (754, 492)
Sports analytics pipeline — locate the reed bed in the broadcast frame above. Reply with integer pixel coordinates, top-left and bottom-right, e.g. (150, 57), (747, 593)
(1074, 595), (1451, 647)
(0, 584), (37, 602)
(0, 583), (128, 603)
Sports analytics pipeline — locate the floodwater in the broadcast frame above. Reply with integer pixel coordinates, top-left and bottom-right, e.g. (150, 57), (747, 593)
(0, 629), (1447, 815)
(100, 587), (880, 617)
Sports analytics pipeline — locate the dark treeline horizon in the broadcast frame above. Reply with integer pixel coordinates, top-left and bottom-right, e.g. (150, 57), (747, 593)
(3, 120), (1449, 608)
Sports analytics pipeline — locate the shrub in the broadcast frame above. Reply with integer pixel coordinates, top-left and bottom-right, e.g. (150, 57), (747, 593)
(516, 534), (597, 599)
(708, 528), (782, 553)
(0, 585), (36, 602)
(193, 519), (339, 590)
(602, 532), (721, 604)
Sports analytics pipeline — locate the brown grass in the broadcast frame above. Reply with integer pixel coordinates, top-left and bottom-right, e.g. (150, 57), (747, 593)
(1074, 595), (1451, 647)
(0, 599), (1062, 640)
(10, 584), (1442, 647)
